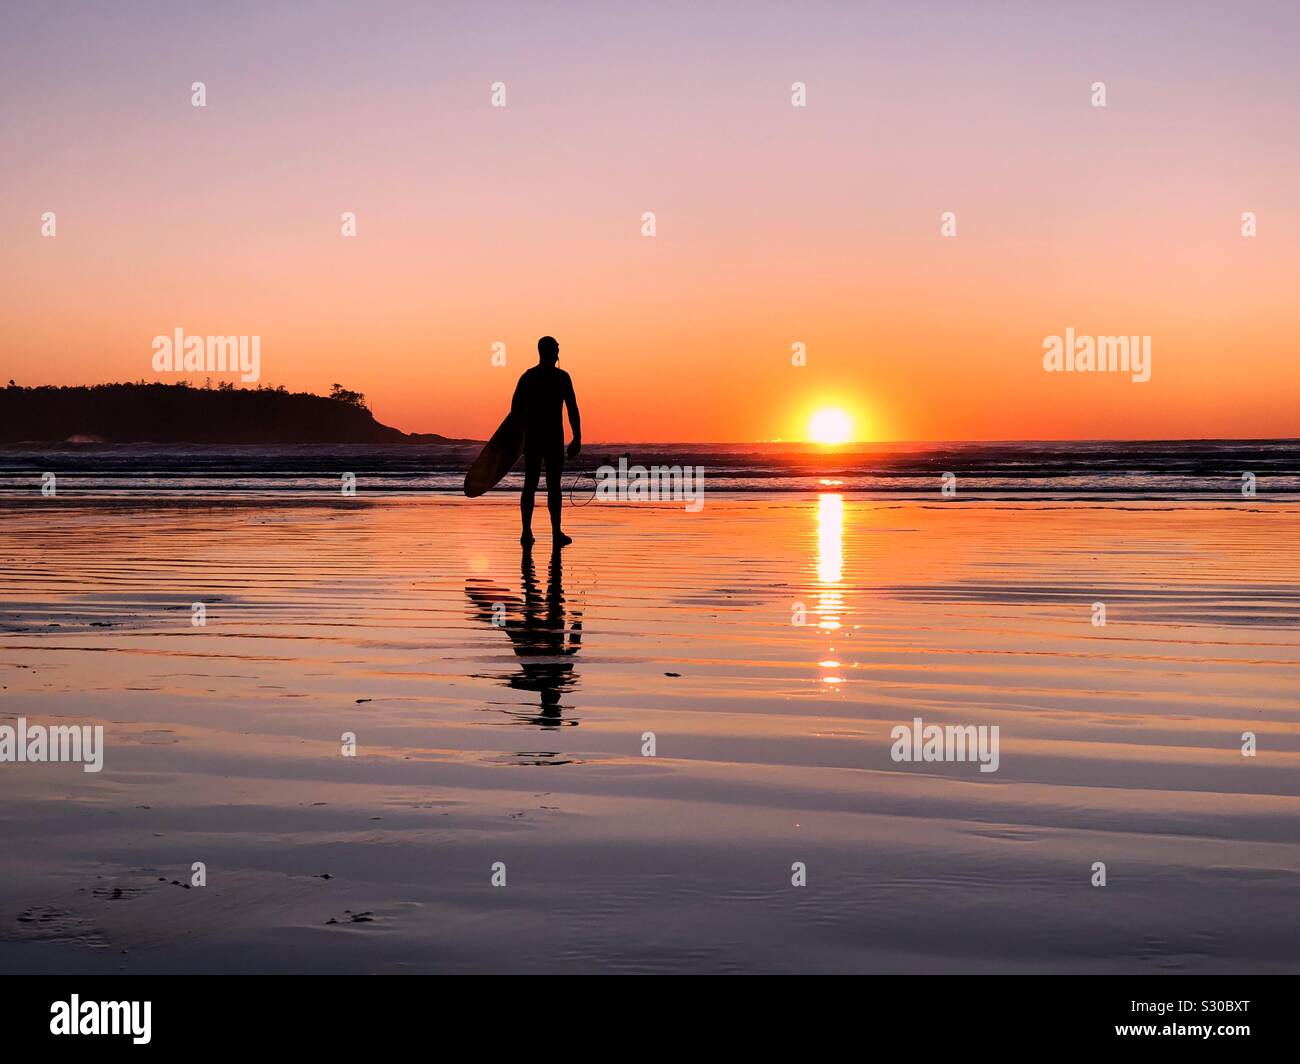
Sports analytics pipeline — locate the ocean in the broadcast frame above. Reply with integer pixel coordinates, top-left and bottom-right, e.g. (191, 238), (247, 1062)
(1, 439), (1297, 497)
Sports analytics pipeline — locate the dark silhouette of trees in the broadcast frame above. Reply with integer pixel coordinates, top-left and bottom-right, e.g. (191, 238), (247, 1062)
(0, 382), (445, 444)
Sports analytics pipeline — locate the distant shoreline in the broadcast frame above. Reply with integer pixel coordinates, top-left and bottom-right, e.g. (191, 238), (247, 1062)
(0, 382), (478, 446)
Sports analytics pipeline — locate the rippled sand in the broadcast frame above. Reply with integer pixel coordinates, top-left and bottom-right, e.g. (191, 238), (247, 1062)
(1, 495), (1297, 973)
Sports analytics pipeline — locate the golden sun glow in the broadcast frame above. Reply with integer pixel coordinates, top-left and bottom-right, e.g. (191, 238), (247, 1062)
(808, 407), (854, 445)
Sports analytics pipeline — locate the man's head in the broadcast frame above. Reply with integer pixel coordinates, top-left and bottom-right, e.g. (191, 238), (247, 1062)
(538, 336), (559, 366)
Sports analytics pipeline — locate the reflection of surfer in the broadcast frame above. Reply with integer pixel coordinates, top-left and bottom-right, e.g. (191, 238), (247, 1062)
(466, 545), (582, 726)
(513, 336), (581, 548)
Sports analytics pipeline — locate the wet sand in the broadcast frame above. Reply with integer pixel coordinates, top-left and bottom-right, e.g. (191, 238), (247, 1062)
(1, 495), (1297, 973)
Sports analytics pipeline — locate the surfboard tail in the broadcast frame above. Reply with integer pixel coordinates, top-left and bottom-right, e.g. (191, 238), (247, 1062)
(463, 411), (525, 497)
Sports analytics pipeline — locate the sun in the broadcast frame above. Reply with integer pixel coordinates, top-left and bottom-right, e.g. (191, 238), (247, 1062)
(808, 406), (854, 445)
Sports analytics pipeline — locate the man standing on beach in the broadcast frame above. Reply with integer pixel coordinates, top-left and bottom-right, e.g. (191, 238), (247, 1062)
(512, 336), (581, 548)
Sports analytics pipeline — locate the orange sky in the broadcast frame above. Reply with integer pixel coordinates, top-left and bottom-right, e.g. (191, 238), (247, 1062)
(2, 2), (1298, 442)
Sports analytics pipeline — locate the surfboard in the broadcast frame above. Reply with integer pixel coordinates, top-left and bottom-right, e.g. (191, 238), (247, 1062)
(463, 412), (525, 497)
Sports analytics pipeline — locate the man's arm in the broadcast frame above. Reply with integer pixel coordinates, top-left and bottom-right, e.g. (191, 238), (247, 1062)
(564, 374), (581, 458)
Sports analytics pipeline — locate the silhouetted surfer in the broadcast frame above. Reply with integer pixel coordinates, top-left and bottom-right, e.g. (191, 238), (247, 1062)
(513, 336), (581, 547)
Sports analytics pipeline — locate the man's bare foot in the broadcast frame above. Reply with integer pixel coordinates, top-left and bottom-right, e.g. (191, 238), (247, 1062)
(553, 531), (572, 547)
(521, 531), (535, 547)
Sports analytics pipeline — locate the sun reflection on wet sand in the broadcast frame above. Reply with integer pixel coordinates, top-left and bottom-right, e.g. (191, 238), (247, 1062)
(816, 492), (845, 683)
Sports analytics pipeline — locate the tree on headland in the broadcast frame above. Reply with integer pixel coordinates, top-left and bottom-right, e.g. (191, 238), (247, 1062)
(329, 383), (369, 410)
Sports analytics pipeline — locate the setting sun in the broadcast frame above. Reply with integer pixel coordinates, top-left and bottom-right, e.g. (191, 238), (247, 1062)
(808, 407), (854, 445)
